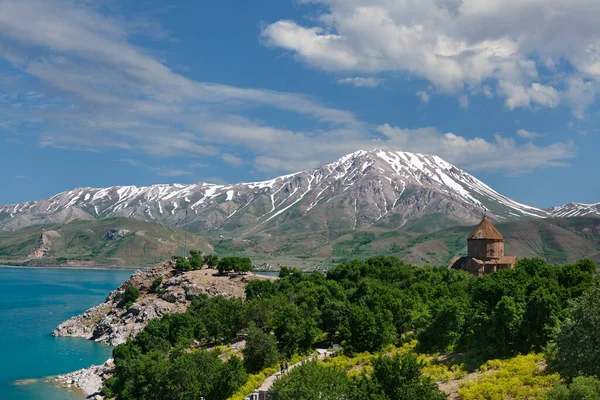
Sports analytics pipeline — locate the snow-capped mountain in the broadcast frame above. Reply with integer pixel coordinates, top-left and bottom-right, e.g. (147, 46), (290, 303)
(547, 202), (600, 218)
(0, 150), (593, 235)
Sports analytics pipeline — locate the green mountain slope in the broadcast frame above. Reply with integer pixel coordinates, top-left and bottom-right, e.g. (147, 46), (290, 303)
(0, 218), (213, 266)
(1, 216), (598, 267)
(212, 217), (600, 267)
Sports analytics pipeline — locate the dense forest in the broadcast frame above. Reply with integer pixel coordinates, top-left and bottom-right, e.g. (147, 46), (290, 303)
(102, 256), (600, 400)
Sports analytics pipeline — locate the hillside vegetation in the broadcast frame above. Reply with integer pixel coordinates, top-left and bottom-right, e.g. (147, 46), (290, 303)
(99, 255), (600, 400)
(0, 218), (212, 266)
(1, 216), (599, 267)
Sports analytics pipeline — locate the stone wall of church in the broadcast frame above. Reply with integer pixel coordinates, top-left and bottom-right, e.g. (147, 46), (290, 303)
(467, 239), (504, 259)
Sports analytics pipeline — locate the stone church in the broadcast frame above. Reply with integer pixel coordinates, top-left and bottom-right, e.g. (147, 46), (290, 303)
(448, 216), (518, 276)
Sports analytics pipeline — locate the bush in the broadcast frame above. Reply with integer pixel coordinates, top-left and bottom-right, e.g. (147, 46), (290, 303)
(150, 277), (163, 293)
(242, 326), (280, 373)
(548, 376), (600, 400)
(123, 285), (140, 308)
(457, 354), (560, 400)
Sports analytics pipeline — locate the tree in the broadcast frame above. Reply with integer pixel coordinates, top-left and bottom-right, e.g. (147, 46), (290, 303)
(189, 250), (203, 270)
(274, 304), (321, 357)
(547, 287), (600, 380)
(188, 295), (244, 343)
(365, 353), (446, 400)
(203, 254), (219, 268)
(123, 285), (140, 308)
(342, 304), (396, 354)
(175, 257), (191, 271)
(218, 256), (252, 275)
(242, 326), (280, 373)
(271, 361), (351, 400)
(417, 298), (466, 353)
(321, 300), (349, 337)
(245, 279), (277, 300)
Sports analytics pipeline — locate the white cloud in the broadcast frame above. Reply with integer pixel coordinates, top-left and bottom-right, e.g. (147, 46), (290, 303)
(516, 129), (545, 139)
(0, 0), (577, 179)
(416, 90), (430, 103)
(261, 0), (600, 114)
(338, 77), (383, 88)
(221, 153), (244, 167)
(459, 95), (469, 109)
(497, 81), (560, 109)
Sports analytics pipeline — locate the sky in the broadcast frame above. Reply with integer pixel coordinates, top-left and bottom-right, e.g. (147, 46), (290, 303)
(1, 0), (600, 208)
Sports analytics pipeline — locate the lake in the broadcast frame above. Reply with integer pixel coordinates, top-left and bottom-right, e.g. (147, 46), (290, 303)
(0, 267), (135, 400)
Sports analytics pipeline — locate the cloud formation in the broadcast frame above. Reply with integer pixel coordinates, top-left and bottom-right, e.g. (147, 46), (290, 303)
(0, 0), (578, 179)
(262, 0), (600, 116)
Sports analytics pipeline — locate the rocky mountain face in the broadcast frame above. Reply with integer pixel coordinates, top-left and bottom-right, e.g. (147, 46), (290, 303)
(0, 150), (597, 237)
(547, 202), (600, 218)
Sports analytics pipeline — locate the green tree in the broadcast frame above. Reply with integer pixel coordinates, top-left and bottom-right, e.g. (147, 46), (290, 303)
(417, 298), (466, 353)
(321, 300), (349, 337)
(175, 257), (191, 271)
(365, 353), (446, 400)
(271, 361), (351, 400)
(188, 295), (244, 343)
(242, 326), (280, 373)
(218, 256), (252, 275)
(189, 250), (203, 270)
(274, 304), (321, 357)
(245, 279), (277, 300)
(547, 287), (600, 380)
(343, 304), (396, 354)
(203, 254), (219, 268)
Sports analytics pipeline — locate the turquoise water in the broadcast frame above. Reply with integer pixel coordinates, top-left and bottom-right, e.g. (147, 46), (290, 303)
(0, 267), (135, 400)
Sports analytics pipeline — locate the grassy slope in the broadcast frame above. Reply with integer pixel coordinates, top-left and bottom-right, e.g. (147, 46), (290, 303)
(0, 218), (213, 266)
(213, 216), (600, 267)
(1, 216), (599, 267)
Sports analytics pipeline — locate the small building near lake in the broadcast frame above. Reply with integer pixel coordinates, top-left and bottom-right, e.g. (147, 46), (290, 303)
(448, 216), (518, 276)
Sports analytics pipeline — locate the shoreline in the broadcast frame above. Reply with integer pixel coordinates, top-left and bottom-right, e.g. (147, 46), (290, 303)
(0, 265), (151, 271)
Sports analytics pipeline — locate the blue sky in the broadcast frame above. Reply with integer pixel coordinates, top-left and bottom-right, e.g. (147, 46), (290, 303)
(1, 0), (599, 208)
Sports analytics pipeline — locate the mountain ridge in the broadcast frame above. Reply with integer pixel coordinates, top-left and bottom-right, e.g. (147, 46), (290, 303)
(1, 150), (597, 237)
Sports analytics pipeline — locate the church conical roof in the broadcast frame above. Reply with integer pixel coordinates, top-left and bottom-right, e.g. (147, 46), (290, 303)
(467, 216), (504, 240)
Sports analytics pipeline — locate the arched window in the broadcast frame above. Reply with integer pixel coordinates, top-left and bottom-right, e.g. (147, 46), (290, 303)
(489, 249), (495, 257)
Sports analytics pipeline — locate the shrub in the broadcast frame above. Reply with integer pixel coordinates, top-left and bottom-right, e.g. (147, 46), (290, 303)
(548, 376), (600, 400)
(123, 285), (140, 308)
(457, 354), (561, 400)
(150, 277), (163, 293)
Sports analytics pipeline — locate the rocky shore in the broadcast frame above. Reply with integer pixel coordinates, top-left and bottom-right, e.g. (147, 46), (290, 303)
(54, 359), (114, 399)
(52, 259), (273, 397)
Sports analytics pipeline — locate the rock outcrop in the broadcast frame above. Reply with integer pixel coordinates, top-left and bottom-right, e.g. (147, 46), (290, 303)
(53, 259), (272, 346)
(55, 359), (114, 399)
